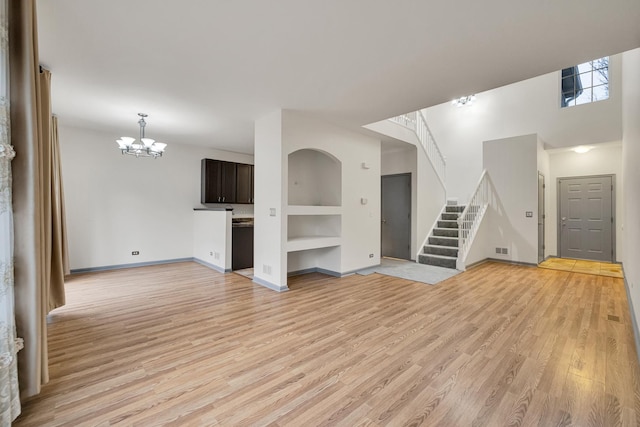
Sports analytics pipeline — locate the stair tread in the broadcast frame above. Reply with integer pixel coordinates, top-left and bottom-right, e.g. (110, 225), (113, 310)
(424, 244), (458, 249)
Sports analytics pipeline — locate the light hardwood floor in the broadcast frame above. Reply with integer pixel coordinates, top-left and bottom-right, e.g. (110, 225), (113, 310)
(14, 261), (640, 426)
(539, 257), (624, 278)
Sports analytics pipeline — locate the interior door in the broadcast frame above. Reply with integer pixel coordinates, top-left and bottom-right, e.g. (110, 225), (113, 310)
(538, 172), (545, 264)
(559, 175), (613, 262)
(381, 174), (411, 260)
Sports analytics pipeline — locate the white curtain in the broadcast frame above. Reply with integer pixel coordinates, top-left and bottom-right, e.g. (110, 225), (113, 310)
(0, 0), (22, 422)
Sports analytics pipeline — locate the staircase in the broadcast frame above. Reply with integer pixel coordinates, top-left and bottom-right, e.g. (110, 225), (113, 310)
(418, 205), (465, 269)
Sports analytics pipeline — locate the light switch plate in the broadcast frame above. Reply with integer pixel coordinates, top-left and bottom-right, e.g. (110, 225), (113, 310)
(269, 208), (276, 217)
(526, 211), (533, 217)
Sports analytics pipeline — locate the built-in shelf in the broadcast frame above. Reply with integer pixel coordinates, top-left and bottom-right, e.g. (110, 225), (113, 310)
(287, 149), (342, 260)
(287, 205), (342, 216)
(286, 236), (342, 252)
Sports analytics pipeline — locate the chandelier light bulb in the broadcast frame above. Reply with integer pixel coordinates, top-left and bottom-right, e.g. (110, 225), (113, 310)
(452, 95), (477, 107)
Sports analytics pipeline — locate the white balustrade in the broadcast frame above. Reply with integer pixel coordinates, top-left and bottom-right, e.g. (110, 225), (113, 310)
(456, 170), (494, 270)
(389, 111), (446, 186)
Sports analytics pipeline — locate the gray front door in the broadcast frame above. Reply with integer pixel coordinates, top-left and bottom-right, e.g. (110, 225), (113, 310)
(559, 175), (614, 262)
(538, 172), (545, 264)
(381, 174), (411, 260)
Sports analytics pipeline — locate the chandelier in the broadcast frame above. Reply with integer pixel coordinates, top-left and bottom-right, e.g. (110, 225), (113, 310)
(116, 113), (167, 158)
(451, 95), (476, 107)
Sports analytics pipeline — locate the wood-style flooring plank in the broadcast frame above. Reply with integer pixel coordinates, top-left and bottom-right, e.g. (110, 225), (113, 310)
(13, 261), (640, 426)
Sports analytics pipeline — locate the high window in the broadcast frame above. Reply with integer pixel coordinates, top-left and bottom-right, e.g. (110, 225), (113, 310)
(561, 57), (609, 108)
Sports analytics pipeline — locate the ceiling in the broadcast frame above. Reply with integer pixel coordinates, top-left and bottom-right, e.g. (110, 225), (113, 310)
(37, 0), (640, 154)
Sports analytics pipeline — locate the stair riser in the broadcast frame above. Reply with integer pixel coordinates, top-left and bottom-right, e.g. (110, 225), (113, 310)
(445, 206), (465, 213)
(441, 213), (460, 221)
(429, 237), (458, 247)
(437, 221), (458, 229)
(419, 254), (457, 269)
(433, 229), (459, 238)
(424, 246), (458, 257)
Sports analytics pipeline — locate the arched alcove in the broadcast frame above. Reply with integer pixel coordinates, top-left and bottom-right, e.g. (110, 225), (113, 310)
(288, 148), (341, 206)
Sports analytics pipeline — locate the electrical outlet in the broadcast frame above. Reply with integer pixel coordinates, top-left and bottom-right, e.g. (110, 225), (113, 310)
(214, 252), (220, 260)
(501, 248), (508, 254)
(132, 251), (139, 256)
(526, 211), (533, 218)
(263, 264), (272, 275)
(496, 248), (501, 254)
(369, 253), (374, 258)
(209, 251), (213, 256)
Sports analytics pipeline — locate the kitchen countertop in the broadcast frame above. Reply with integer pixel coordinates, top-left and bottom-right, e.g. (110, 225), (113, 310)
(193, 207), (233, 211)
(232, 218), (254, 227)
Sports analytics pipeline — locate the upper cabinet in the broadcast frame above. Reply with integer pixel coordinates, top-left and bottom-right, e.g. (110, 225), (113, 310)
(235, 163), (254, 204)
(201, 159), (254, 204)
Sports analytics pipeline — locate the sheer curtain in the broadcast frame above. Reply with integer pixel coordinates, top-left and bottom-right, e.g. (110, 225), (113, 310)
(0, 0), (22, 421)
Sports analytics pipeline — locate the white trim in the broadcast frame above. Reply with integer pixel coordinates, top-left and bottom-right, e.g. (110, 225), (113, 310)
(252, 276), (289, 292)
(192, 258), (231, 273)
(69, 258), (195, 274)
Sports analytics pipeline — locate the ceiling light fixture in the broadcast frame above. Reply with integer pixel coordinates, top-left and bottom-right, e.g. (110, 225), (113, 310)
(116, 113), (167, 158)
(573, 146), (593, 154)
(452, 95), (476, 107)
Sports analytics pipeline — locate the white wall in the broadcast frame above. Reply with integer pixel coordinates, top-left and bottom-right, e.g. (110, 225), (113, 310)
(254, 110), (382, 290)
(59, 125), (253, 270)
(424, 55), (623, 203)
(253, 110), (287, 289)
(622, 49), (640, 330)
(546, 143), (623, 260)
(193, 211), (232, 271)
(416, 143), (447, 259)
(483, 134), (539, 264)
(370, 121), (447, 261)
(282, 111), (381, 274)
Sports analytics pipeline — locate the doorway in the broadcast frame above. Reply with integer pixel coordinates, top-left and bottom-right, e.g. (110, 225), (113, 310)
(538, 172), (545, 264)
(381, 173), (411, 260)
(558, 175), (614, 262)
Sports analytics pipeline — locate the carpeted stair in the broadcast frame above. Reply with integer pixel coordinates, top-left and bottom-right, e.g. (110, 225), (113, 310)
(418, 205), (465, 269)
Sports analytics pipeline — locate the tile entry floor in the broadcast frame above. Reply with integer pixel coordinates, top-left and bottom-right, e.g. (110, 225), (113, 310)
(539, 257), (624, 278)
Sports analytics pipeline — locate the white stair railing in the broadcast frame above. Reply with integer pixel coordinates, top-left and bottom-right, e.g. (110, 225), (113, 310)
(456, 170), (494, 270)
(389, 111), (446, 186)
(388, 111), (417, 132)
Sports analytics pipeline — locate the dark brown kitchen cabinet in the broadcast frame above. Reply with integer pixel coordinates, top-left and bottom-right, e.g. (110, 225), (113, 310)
(201, 159), (237, 204)
(235, 163), (254, 204)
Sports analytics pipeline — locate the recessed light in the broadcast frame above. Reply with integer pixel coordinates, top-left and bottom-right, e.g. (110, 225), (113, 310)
(573, 146), (593, 154)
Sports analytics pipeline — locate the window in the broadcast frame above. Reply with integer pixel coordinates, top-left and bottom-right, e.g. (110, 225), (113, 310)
(561, 57), (609, 108)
